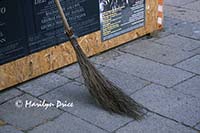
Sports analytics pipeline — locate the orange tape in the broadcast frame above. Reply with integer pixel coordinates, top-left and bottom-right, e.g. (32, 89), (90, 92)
(157, 0), (163, 27)
(158, 0), (163, 5)
(158, 12), (163, 18)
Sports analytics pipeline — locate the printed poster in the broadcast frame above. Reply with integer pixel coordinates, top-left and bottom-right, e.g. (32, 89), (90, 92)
(99, 0), (145, 41)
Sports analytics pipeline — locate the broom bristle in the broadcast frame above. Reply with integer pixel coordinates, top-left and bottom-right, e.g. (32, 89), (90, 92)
(70, 37), (144, 120)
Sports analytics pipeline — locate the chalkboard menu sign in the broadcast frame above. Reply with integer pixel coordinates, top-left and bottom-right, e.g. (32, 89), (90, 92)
(23, 0), (57, 53)
(0, 0), (28, 65)
(24, 0), (100, 53)
(0, 0), (100, 65)
(55, 0), (100, 44)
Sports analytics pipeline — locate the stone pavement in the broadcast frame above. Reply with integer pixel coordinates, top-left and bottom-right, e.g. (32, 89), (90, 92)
(0, 0), (200, 133)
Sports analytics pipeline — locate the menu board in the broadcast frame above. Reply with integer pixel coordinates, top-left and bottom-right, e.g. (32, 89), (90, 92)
(23, 0), (57, 53)
(55, 0), (100, 44)
(0, 0), (100, 65)
(24, 0), (100, 53)
(99, 0), (145, 41)
(0, 0), (28, 65)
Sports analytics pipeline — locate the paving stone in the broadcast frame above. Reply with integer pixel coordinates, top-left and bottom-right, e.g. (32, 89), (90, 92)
(101, 54), (194, 87)
(146, 30), (172, 41)
(175, 55), (200, 74)
(132, 84), (200, 126)
(56, 63), (102, 80)
(17, 73), (70, 97)
(0, 120), (6, 126)
(174, 76), (200, 99)
(55, 64), (82, 79)
(76, 67), (150, 95)
(164, 0), (197, 7)
(165, 6), (200, 22)
(195, 123), (200, 130)
(29, 112), (107, 133)
(163, 17), (182, 33)
(182, 1), (200, 12)
(120, 40), (195, 65)
(155, 34), (200, 51)
(192, 47), (200, 55)
(0, 125), (24, 133)
(0, 88), (23, 104)
(116, 113), (197, 133)
(173, 22), (200, 40)
(75, 71), (150, 114)
(91, 50), (123, 64)
(40, 82), (132, 132)
(0, 94), (62, 130)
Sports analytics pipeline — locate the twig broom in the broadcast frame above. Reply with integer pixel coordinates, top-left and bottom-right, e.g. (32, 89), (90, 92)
(54, 0), (144, 120)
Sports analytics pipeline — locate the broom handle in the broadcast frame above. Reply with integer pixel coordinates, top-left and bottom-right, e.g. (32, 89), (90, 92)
(54, 0), (73, 36)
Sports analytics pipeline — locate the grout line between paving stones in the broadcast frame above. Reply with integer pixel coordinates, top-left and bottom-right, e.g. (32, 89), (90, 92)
(179, 7), (200, 13)
(35, 80), (76, 98)
(67, 112), (111, 133)
(188, 47), (200, 53)
(113, 106), (200, 133)
(0, 91), (24, 106)
(97, 54), (196, 90)
(129, 83), (153, 96)
(149, 33), (172, 41)
(3, 123), (26, 133)
(194, 121), (200, 128)
(151, 34), (200, 53)
(112, 119), (135, 133)
(142, 106), (199, 132)
(72, 50), (199, 104)
(174, 65), (200, 76)
(119, 46), (196, 67)
(170, 74), (200, 99)
(164, 4), (185, 8)
(190, 46), (200, 53)
(172, 54), (199, 67)
(54, 71), (85, 85)
(25, 111), (65, 132)
(55, 72), (80, 80)
(120, 47), (199, 77)
(100, 63), (176, 89)
(170, 74), (197, 89)
(112, 110), (149, 133)
(101, 56), (200, 98)
(129, 73), (200, 101)
(55, 62), (104, 81)
(178, 34), (200, 42)
(165, 1), (198, 8)
(119, 48), (198, 76)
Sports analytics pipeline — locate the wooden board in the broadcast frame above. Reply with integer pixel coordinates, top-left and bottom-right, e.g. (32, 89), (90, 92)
(0, 0), (164, 91)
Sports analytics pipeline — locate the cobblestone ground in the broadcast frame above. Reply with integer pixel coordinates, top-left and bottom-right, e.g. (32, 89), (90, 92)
(0, 0), (200, 133)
